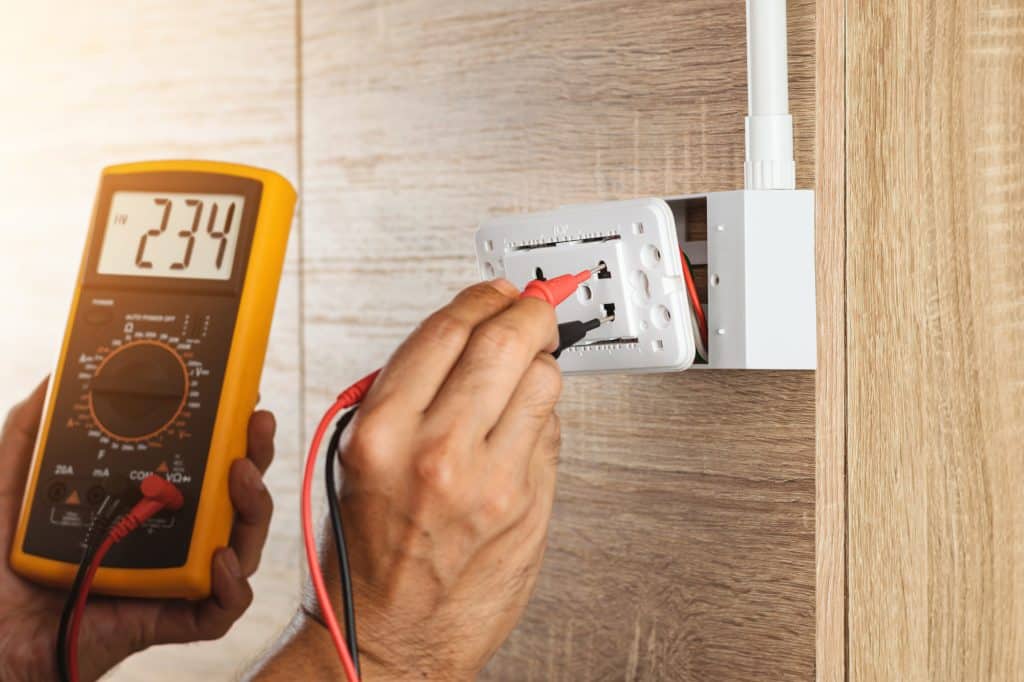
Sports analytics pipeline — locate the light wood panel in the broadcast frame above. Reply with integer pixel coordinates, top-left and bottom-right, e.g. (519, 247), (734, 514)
(814, 0), (846, 680)
(0, 3), (300, 679)
(846, 0), (1024, 679)
(301, 1), (820, 678)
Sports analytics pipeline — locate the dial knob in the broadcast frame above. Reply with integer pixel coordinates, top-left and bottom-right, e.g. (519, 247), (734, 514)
(88, 340), (189, 442)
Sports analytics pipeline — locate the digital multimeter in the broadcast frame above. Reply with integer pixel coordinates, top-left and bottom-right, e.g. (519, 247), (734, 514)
(9, 160), (296, 599)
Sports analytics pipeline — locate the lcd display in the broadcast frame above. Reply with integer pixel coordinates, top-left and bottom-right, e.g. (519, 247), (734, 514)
(97, 191), (246, 280)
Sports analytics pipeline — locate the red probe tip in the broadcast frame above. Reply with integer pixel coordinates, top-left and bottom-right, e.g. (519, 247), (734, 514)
(520, 266), (602, 307)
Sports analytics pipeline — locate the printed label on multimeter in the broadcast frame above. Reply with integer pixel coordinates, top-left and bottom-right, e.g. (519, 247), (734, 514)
(11, 165), (292, 587)
(23, 296), (239, 567)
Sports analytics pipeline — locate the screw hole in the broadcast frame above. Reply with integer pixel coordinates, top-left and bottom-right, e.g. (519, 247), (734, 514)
(641, 244), (662, 267)
(652, 304), (671, 329)
(577, 284), (593, 303)
(711, 273), (721, 286)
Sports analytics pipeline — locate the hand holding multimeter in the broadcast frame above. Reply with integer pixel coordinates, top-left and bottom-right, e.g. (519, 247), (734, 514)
(0, 160), (294, 681)
(0, 379), (276, 681)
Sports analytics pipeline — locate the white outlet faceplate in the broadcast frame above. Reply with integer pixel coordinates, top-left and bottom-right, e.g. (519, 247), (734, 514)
(476, 199), (696, 374)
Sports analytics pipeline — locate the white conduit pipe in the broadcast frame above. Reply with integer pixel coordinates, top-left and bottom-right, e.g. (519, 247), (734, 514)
(745, 0), (796, 190)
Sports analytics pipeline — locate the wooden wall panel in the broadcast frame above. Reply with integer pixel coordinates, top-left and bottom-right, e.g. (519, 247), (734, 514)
(847, 1), (1024, 679)
(0, 3), (300, 679)
(301, 2), (820, 679)
(814, 0), (846, 680)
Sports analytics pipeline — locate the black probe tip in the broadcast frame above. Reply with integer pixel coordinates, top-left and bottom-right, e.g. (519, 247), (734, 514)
(553, 317), (609, 359)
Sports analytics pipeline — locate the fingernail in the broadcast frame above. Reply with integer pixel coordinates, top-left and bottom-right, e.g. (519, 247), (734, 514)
(255, 410), (276, 437)
(490, 278), (518, 296)
(222, 550), (242, 578)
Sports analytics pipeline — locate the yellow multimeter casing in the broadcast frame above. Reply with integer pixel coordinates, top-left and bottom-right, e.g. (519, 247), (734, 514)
(10, 160), (295, 599)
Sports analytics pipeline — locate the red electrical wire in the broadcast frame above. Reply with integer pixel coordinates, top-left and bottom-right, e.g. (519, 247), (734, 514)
(302, 369), (380, 682)
(679, 248), (708, 348)
(67, 535), (115, 682)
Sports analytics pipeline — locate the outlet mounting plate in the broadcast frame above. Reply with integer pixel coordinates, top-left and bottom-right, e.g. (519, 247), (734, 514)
(476, 198), (696, 374)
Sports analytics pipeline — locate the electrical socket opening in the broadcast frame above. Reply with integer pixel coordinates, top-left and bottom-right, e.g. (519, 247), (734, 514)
(597, 260), (611, 279)
(502, 240), (636, 347)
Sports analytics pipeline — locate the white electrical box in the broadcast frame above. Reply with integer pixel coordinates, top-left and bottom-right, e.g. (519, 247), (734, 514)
(697, 190), (815, 369)
(474, 190), (815, 374)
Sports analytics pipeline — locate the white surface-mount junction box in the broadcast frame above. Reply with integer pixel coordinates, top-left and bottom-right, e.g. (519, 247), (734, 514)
(475, 190), (815, 373)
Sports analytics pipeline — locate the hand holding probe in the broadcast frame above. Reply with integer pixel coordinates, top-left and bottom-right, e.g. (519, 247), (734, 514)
(303, 262), (611, 681)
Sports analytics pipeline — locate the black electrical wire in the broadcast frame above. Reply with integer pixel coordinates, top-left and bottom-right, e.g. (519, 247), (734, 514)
(324, 407), (360, 675)
(56, 496), (121, 682)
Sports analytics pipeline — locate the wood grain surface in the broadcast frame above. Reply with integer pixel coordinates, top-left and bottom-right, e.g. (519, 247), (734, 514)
(301, 1), (819, 679)
(0, 3), (301, 679)
(814, 0), (846, 680)
(846, 0), (1024, 680)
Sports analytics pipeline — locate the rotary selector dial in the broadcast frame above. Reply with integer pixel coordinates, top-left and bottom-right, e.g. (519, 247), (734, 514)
(87, 340), (189, 443)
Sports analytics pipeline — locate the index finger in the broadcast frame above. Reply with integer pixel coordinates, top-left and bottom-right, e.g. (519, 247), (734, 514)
(425, 297), (559, 438)
(361, 279), (519, 414)
(246, 410), (276, 474)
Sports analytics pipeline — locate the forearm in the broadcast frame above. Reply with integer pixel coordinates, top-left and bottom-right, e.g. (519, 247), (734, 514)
(246, 610), (396, 681)
(250, 574), (473, 680)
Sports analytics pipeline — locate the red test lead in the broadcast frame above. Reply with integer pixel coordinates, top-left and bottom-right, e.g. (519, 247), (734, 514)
(63, 475), (185, 682)
(520, 264), (605, 306)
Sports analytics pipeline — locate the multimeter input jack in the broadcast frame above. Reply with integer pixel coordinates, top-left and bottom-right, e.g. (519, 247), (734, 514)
(85, 485), (106, 506)
(47, 481), (69, 503)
